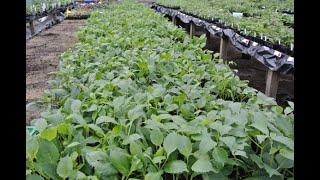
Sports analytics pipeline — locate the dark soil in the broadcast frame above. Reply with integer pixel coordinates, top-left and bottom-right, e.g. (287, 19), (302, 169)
(26, 20), (86, 124)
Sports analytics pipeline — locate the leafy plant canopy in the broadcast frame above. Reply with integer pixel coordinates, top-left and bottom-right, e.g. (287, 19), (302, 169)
(26, 1), (294, 179)
(156, 0), (294, 46)
(26, 0), (75, 15)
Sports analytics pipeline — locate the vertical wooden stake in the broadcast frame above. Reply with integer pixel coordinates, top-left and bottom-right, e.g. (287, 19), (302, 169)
(265, 69), (280, 98)
(172, 15), (177, 25)
(190, 22), (195, 37)
(250, 56), (255, 66)
(53, 13), (57, 22)
(29, 20), (35, 35)
(219, 36), (229, 60)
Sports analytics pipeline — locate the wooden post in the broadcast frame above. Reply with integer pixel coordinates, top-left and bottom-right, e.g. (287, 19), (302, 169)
(265, 69), (280, 98)
(53, 13), (58, 22)
(190, 22), (195, 37)
(172, 15), (177, 25)
(250, 56), (255, 66)
(219, 36), (229, 60)
(29, 20), (35, 35)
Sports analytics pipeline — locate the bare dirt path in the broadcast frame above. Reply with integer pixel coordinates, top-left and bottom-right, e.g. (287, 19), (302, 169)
(26, 19), (86, 124)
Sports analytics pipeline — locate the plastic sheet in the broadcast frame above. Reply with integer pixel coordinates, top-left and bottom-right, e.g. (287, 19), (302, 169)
(154, 5), (294, 75)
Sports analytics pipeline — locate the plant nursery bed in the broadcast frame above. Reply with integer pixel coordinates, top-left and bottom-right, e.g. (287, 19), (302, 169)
(26, 19), (86, 124)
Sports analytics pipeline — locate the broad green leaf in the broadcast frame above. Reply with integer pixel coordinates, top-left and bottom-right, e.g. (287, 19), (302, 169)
(275, 154), (293, 169)
(26, 169), (31, 175)
(166, 104), (178, 112)
(86, 104), (98, 112)
(154, 147), (164, 157)
(76, 171), (87, 179)
(66, 142), (81, 149)
(212, 147), (228, 166)
(272, 135), (294, 150)
(70, 152), (78, 161)
(40, 126), (57, 141)
(130, 142), (142, 155)
(123, 133), (142, 145)
(196, 96), (207, 109)
(250, 154), (281, 177)
(85, 136), (100, 145)
(250, 154), (264, 168)
(191, 159), (214, 173)
(112, 125), (122, 135)
(164, 122), (179, 130)
(31, 118), (47, 132)
(128, 105), (145, 121)
(207, 110), (218, 120)
(144, 171), (163, 180)
(171, 115), (186, 124)
(164, 160), (188, 174)
(279, 148), (294, 161)
(202, 172), (228, 180)
(95, 162), (118, 177)
(177, 135), (192, 157)
(57, 122), (71, 135)
(71, 99), (82, 114)
(158, 114), (172, 121)
(264, 163), (281, 177)
(113, 96), (125, 111)
(152, 86), (166, 97)
(26, 174), (44, 180)
(229, 102), (241, 114)
(34, 162), (60, 179)
(250, 112), (269, 135)
(150, 129), (164, 146)
(220, 136), (236, 153)
(199, 134), (216, 154)
(130, 155), (143, 172)
(96, 116), (118, 125)
(163, 132), (180, 156)
(45, 111), (64, 125)
(36, 139), (60, 164)
(209, 121), (231, 136)
(86, 151), (108, 168)
(234, 150), (248, 158)
(26, 136), (39, 160)
(57, 156), (73, 179)
(275, 117), (293, 136)
(72, 114), (86, 125)
(26, 101), (40, 111)
(109, 149), (131, 176)
(88, 124), (105, 137)
(257, 135), (268, 143)
(152, 156), (166, 164)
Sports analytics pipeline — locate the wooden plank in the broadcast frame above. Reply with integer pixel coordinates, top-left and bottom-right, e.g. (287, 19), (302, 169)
(219, 36), (229, 60)
(265, 69), (280, 98)
(190, 22), (195, 37)
(29, 21), (35, 35)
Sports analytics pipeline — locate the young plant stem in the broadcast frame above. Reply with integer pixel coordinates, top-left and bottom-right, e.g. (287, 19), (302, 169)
(236, 166), (239, 180)
(248, 136), (263, 149)
(161, 156), (169, 169)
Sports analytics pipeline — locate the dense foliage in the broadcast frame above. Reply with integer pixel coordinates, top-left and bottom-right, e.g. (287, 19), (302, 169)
(65, 3), (108, 18)
(26, 1), (294, 179)
(156, 0), (294, 46)
(26, 0), (74, 15)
